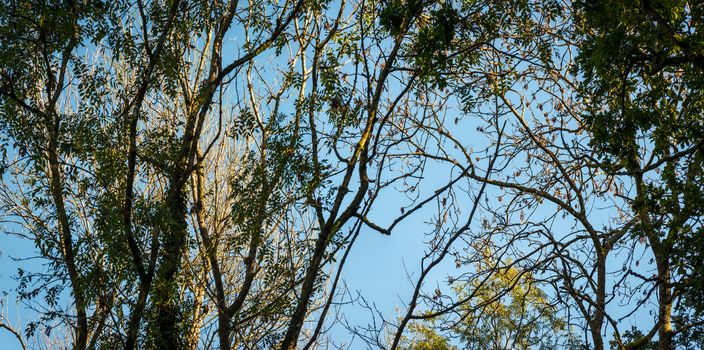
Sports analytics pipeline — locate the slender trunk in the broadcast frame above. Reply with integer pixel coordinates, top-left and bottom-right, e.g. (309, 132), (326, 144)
(192, 163), (228, 349)
(184, 272), (207, 350)
(123, 113), (152, 350)
(125, 280), (151, 350)
(122, 0), (182, 345)
(87, 291), (114, 350)
(591, 252), (606, 350)
(634, 174), (674, 350)
(47, 132), (88, 350)
(200, 217), (230, 350)
(152, 66), (215, 349)
(279, 228), (330, 350)
(657, 257), (673, 350)
(216, 313), (231, 350)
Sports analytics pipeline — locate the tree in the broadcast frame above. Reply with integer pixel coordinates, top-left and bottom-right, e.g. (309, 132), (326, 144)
(575, 1), (704, 348)
(402, 0), (704, 348)
(0, 0), (702, 349)
(400, 252), (568, 350)
(1, 0), (306, 347)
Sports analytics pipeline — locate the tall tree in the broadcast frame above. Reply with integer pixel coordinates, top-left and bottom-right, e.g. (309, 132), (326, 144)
(576, 1), (704, 348)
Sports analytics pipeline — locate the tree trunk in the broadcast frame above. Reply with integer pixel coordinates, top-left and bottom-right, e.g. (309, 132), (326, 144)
(657, 259), (673, 350)
(279, 228), (330, 350)
(47, 131), (89, 350)
(591, 252), (607, 350)
(154, 185), (189, 349)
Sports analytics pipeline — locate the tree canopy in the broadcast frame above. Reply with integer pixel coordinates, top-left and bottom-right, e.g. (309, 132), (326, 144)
(0, 0), (702, 349)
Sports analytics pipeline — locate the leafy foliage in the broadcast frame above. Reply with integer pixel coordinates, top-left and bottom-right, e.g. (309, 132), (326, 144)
(402, 254), (567, 350)
(576, 0), (704, 317)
